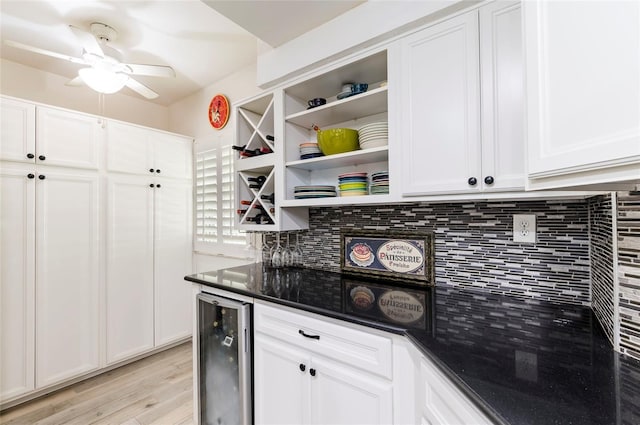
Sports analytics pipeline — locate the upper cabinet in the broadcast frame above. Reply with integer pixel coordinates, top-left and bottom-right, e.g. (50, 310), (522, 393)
(0, 98), (102, 170)
(400, 1), (524, 196)
(0, 97), (35, 163)
(106, 121), (193, 180)
(524, 0), (640, 189)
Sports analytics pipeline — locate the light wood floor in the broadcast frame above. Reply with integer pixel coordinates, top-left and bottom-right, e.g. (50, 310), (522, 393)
(0, 342), (193, 425)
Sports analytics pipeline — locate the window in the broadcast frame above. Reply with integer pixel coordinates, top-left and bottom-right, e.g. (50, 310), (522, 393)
(195, 145), (245, 254)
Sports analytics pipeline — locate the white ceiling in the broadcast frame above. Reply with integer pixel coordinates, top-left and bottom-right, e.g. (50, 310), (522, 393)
(0, 0), (364, 106)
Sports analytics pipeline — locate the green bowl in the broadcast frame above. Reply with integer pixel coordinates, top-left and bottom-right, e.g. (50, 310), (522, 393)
(316, 128), (359, 155)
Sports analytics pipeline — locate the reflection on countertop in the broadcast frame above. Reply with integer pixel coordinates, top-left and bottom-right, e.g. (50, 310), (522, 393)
(185, 264), (640, 425)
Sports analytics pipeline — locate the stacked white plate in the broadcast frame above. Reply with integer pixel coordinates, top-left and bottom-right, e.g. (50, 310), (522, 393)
(370, 171), (389, 195)
(358, 122), (388, 149)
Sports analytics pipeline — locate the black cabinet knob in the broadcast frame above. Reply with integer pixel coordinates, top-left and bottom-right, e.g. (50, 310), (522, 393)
(468, 177), (477, 186)
(38, 175), (45, 180)
(27, 173), (35, 179)
(484, 176), (494, 185)
(149, 168), (155, 173)
(310, 368), (316, 377)
(156, 169), (161, 174)
(27, 153), (35, 159)
(149, 184), (155, 188)
(156, 184), (161, 188)
(38, 155), (46, 161)
(299, 364), (306, 372)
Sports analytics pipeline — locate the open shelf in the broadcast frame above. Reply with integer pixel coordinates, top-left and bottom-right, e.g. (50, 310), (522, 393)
(286, 146), (389, 171)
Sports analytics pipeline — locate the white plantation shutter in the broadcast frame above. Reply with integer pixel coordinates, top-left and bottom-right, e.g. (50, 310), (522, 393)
(195, 146), (244, 252)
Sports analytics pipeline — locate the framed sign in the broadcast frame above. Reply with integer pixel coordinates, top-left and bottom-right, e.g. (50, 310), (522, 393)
(340, 229), (434, 284)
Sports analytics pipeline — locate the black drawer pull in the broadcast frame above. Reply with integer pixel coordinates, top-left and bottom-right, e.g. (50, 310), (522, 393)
(299, 363), (306, 372)
(310, 368), (316, 377)
(27, 153), (35, 159)
(298, 330), (320, 340)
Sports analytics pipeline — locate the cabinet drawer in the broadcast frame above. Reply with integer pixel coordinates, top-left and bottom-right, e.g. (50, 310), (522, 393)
(254, 302), (393, 379)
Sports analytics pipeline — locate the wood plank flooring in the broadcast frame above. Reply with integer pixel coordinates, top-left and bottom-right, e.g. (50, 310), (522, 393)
(0, 342), (193, 425)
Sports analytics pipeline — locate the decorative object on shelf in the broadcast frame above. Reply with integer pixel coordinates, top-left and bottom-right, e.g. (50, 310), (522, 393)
(337, 82), (369, 100)
(370, 171), (389, 195)
(358, 121), (388, 149)
(340, 229), (434, 284)
(208, 94), (229, 129)
(316, 128), (359, 155)
(307, 98), (327, 109)
(338, 172), (368, 197)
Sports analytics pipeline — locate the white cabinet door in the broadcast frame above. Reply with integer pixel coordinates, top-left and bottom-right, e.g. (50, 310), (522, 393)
(106, 121), (152, 175)
(254, 333), (309, 425)
(0, 98), (36, 163)
(419, 357), (493, 425)
(310, 356), (393, 425)
(154, 179), (193, 346)
(105, 175), (155, 364)
(479, 1), (524, 192)
(35, 169), (100, 388)
(107, 121), (192, 180)
(152, 133), (192, 180)
(36, 107), (102, 170)
(0, 167), (35, 400)
(401, 11), (481, 196)
(525, 0), (640, 183)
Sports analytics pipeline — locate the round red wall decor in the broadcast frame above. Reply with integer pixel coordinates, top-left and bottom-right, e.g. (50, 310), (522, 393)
(208, 94), (229, 129)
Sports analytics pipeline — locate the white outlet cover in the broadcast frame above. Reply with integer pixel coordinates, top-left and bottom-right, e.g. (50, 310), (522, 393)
(513, 214), (536, 243)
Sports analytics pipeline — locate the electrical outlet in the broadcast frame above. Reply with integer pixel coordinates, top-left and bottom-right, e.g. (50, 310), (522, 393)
(513, 214), (536, 243)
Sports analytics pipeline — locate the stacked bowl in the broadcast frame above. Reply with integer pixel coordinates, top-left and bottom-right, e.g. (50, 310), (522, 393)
(358, 122), (388, 149)
(299, 142), (323, 160)
(370, 171), (389, 195)
(338, 172), (368, 197)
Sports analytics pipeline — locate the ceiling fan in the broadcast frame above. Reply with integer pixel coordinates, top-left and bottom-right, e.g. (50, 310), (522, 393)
(5, 23), (175, 99)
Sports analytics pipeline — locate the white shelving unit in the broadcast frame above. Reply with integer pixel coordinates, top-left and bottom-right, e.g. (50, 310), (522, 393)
(282, 49), (391, 205)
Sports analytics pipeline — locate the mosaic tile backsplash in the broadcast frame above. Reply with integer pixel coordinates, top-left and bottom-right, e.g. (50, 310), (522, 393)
(618, 192), (640, 361)
(589, 194), (615, 344)
(270, 199), (592, 305)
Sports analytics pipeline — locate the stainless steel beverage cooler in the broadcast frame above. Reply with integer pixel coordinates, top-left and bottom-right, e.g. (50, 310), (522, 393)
(196, 293), (252, 425)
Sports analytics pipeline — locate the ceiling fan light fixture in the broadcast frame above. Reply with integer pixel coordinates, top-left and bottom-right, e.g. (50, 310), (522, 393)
(79, 67), (129, 94)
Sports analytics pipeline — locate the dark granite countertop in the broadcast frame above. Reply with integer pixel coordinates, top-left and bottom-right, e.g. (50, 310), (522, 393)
(185, 264), (640, 425)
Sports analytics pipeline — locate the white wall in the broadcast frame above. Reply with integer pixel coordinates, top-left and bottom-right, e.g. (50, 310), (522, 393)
(168, 62), (260, 153)
(0, 59), (170, 130)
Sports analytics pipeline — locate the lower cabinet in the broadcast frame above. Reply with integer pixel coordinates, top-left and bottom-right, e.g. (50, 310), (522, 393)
(106, 175), (193, 365)
(0, 165), (100, 399)
(418, 355), (493, 425)
(253, 302), (393, 425)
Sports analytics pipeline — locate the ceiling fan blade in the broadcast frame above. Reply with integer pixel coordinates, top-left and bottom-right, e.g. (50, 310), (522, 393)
(68, 25), (104, 57)
(124, 63), (175, 78)
(4, 40), (86, 65)
(66, 76), (84, 87)
(125, 78), (159, 99)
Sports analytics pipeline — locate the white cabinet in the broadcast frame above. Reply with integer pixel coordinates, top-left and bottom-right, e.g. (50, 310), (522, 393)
(418, 355), (493, 425)
(34, 169), (101, 388)
(36, 107), (103, 170)
(0, 167), (35, 401)
(106, 175), (192, 364)
(0, 99), (102, 170)
(0, 97), (35, 163)
(106, 121), (193, 179)
(401, 2), (524, 196)
(1, 165), (100, 394)
(105, 175), (155, 364)
(524, 0), (640, 188)
(154, 178), (193, 346)
(253, 302), (393, 425)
